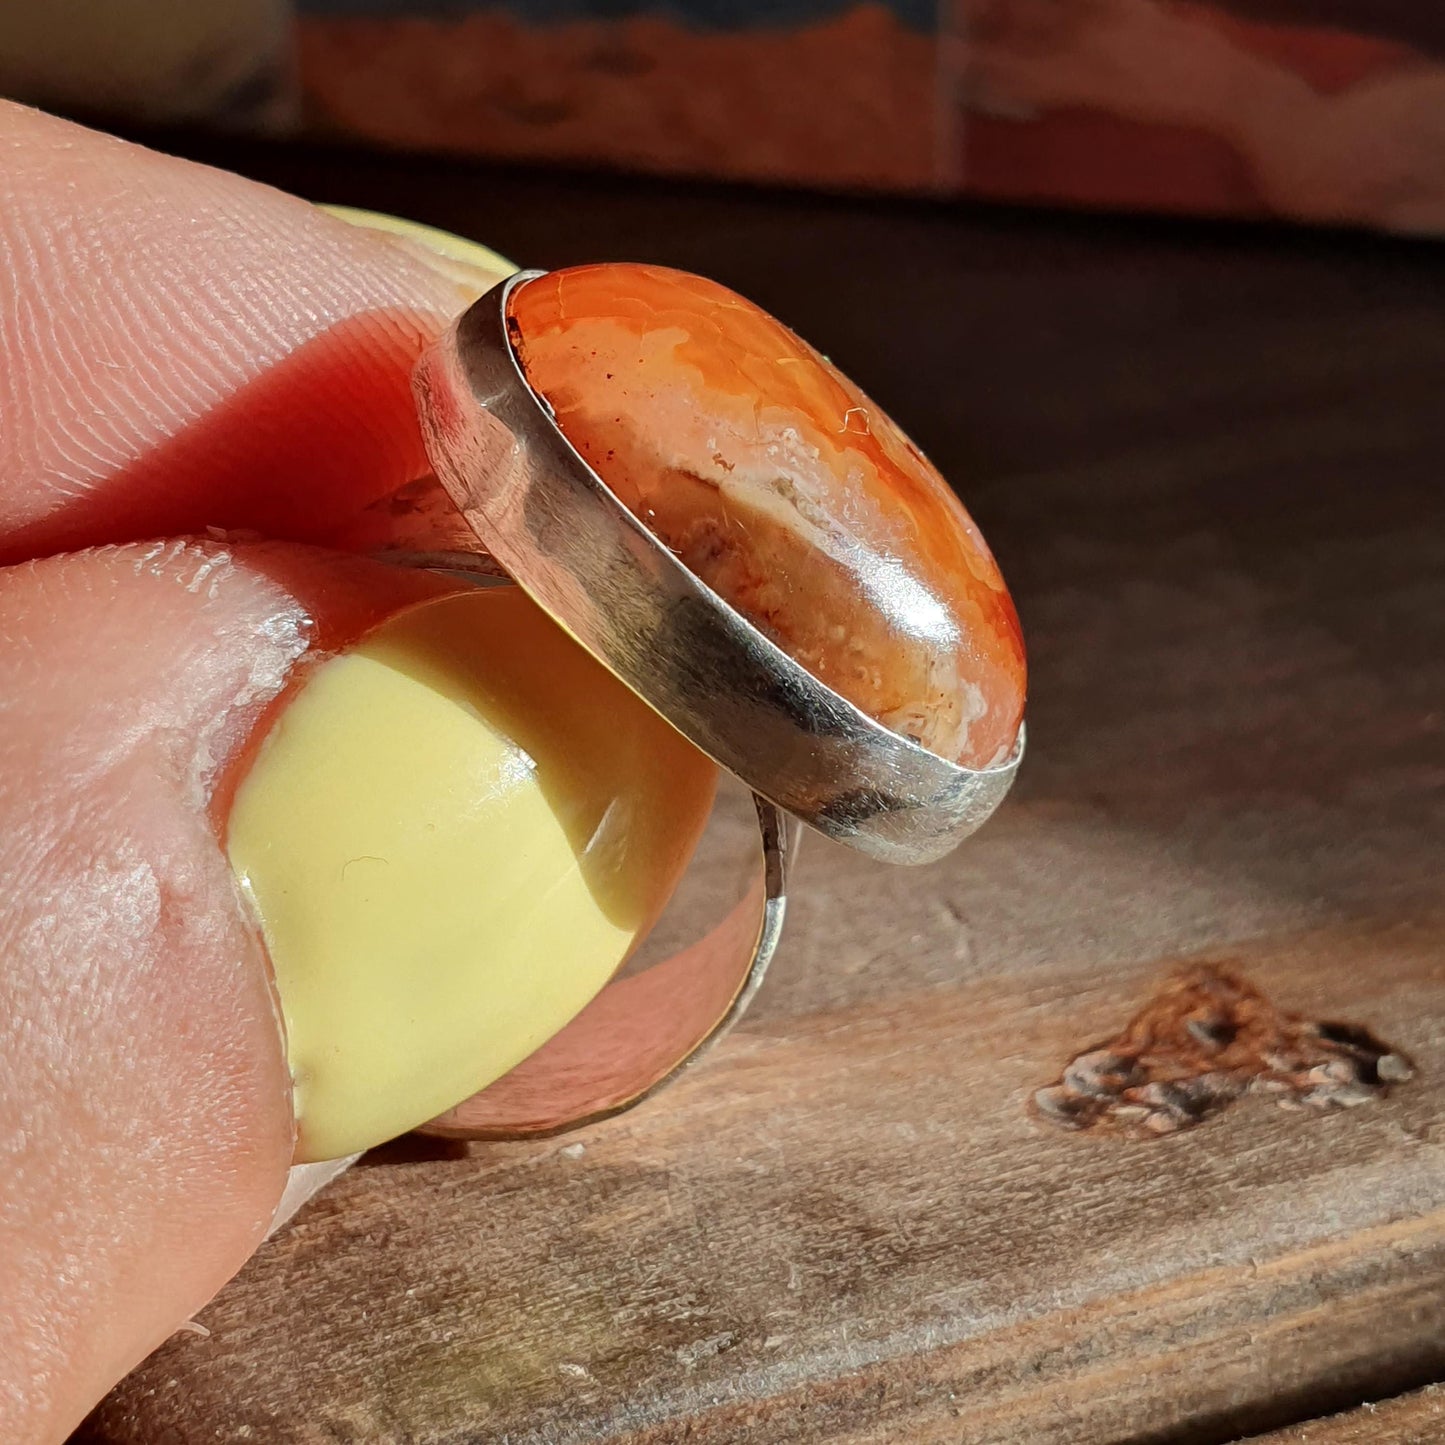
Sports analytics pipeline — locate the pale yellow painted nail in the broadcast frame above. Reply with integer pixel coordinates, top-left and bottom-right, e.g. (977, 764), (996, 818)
(321, 204), (517, 300)
(227, 588), (717, 1163)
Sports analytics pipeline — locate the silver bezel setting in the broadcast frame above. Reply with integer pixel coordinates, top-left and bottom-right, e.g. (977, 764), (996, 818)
(413, 270), (1024, 867)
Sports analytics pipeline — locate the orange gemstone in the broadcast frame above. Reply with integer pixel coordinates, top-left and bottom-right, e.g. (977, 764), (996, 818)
(507, 264), (1025, 770)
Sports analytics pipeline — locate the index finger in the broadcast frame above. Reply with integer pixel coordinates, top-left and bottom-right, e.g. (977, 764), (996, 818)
(0, 102), (508, 563)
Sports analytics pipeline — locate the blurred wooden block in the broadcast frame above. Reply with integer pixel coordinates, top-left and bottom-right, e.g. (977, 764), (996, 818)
(79, 144), (1445, 1445)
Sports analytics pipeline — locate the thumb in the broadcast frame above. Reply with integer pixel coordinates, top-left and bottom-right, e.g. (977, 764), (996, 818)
(2, 538), (717, 1441)
(0, 539), (451, 1441)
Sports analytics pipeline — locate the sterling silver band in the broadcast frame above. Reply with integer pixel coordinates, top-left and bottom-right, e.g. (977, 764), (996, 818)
(420, 794), (789, 1140)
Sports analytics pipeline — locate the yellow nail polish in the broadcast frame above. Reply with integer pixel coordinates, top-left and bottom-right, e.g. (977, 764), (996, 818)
(321, 204), (516, 299)
(227, 588), (717, 1163)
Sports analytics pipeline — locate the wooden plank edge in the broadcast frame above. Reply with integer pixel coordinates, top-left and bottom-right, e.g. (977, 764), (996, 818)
(1233, 1383), (1445, 1443)
(587, 1210), (1445, 1445)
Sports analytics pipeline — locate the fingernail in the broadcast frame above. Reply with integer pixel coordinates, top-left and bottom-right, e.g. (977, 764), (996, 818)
(321, 204), (517, 300)
(227, 587), (717, 1163)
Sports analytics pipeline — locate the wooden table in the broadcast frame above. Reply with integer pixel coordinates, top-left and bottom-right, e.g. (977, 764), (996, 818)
(80, 143), (1445, 1444)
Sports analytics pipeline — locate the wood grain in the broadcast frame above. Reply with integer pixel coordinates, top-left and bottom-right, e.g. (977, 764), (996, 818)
(1236, 1385), (1445, 1442)
(80, 144), (1445, 1444)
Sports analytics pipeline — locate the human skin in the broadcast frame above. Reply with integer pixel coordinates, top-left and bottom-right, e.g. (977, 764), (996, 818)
(0, 101), (515, 1440)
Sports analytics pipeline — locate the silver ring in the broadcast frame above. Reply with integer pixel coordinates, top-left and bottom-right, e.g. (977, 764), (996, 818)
(412, 271), (1022, 865)
(419, 794), (788, 1140)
